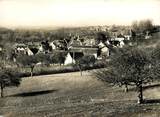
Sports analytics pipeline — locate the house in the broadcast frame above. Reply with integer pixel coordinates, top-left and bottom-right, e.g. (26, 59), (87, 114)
(124, 35), (132, 40)
(51, 40), (67, 50)
(64, 52), (84, 65)
(14, 43), (37, 56)
(28, 47), (38, 55)
(109, 40), (120, 47)
(69, 45), (98, 58)
(50, 42), (57, 50)
(64, 45), (99, 65)
(15, 43), (27, 55)
(64, 53), (74, 65)
(0, 45), (4, 60)
(0, 45), (3, 52)
(145, 31), (152, 39)
(38, 40), (52, 53)
(64, 42), (111, 65)
(68, 39), (82, 48)
(98, 42), (110, 59)
(83, 38), (96, 46)
(109, 34), (125, 48)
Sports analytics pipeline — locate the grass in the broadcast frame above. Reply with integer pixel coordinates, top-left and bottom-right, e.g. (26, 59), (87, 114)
(1, 71), (160, 117)
(17, 62), (105, 78)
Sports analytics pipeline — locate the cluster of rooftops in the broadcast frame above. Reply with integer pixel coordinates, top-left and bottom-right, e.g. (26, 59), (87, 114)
(12, 34), (130, 64)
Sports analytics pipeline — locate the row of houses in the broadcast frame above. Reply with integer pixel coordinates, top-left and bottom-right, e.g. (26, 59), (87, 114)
(12, 39), (110, 65)
(9, 30), (137, 65)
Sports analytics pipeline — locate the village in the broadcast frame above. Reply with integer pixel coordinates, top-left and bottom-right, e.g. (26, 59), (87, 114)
(1, 26), (150, 67)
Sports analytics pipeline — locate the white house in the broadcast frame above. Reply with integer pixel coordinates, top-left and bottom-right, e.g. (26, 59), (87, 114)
(64, 53), (75, 65)
(50, 42), (56, 50)
(0, 47), (2, 52)
(145, 31), (152, 39)
(15, 44), (27, 54)
(115, 37), (124, 42)
(124, 35), (131, 40)
(98, 41), (110, 57)
(26, 47), (34, 56)
(114, 38), (125, 48)
(0, 45), (3, 52)
(38, 45), (44, 53)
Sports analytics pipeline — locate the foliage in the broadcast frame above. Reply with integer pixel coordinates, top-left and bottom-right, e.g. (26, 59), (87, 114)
(36, 53), (51, 66)
(16, 54), (39, 77)
(150, 45), (160, 79)
(78, 55), (96, 66)
(75, 55), (96, 76)
(94, 46), (157, 104)
(131, 19), (153, 34)
(16, 54), (38, 67)
(96, 31), (110, 44)
(50, 51), (67, 65)
(0, 68), (21, 97)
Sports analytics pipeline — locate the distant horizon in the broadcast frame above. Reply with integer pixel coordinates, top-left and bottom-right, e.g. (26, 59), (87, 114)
(0, 0), (160, 28)
(0, 21), (160, 30)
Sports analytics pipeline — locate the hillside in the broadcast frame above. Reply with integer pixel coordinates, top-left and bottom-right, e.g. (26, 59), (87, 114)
(0, 71), (160, 117)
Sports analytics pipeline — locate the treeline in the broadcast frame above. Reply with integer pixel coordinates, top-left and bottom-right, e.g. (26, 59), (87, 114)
(0, 27), (97, 43)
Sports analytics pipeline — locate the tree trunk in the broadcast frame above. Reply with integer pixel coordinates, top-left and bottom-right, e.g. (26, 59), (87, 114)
(80, 70), (82, 76)
(78, 65), (82, 76)
(31, 67), (34, 77)
(137, 83), (143, 104)
(124, 84), (128, 92)
(1, 84), (4, 98)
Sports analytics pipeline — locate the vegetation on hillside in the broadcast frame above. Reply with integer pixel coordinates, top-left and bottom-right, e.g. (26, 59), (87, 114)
(94, 46), (160, 104)
(0, 67), (21, 97)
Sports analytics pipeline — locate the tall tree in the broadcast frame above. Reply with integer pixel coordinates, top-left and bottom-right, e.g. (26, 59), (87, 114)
(131, 19), (153, 34)
(94, 47), (156, 104)
(131, 20), (139, 32)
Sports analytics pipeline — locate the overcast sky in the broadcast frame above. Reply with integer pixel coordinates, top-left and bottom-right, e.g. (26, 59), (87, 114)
(0, 0), (160, 28)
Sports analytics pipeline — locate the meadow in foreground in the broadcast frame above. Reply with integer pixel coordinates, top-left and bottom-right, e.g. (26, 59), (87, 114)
(0, 71), (160, 117)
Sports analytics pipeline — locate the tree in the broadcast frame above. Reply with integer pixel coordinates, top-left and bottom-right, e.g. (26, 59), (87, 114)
(131, 20), (139, 32)
(96, 32), (109, 44)
(16, 54), (38, 77)
(139, 19), (153, 33)
(131, 19), (153, 34)
(0, 68), (21, 97)
(76, 55), (96, 76)
(94, 47), (156, 104)
(36, 53), (51, 66)
(41, 40), (52, 53)
(50, 51), (67, 66)
(150, 45), (160, 79)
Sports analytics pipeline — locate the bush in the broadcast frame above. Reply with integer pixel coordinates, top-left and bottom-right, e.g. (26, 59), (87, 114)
(0, 68), (21, 97)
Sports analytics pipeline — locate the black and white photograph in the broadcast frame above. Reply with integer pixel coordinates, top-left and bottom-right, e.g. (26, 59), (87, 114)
(0, 0), (160, 116)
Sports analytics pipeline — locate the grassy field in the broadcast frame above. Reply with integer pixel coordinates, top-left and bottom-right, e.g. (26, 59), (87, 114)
(1, 71), (160, 117)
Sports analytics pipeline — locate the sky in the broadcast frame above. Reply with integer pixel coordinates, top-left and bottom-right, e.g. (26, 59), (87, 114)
(0, 0), (160, 28)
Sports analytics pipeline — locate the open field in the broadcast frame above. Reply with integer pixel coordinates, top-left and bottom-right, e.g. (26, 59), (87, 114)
(1, 71), (160, 117)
